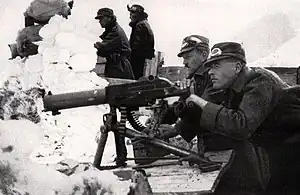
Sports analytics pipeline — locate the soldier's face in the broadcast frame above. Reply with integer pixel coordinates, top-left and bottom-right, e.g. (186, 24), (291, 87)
(181, 49), (206, 75)
(98, 16), (110, 28)
(208, 58), (241, 90)
(130, 12), (138, 21)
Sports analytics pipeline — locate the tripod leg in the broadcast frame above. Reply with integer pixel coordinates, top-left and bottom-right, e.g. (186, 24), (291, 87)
(93, 125), (108, 168)
(113, 106), (127, 167)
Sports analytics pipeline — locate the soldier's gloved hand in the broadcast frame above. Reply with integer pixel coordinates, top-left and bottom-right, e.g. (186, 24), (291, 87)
(175, 78), (190, 89)
(173, 101), (185, 117)
(157, 124), (178, 139)
(175, 78), (195, 93)
(94, 42), (102, 50)
(142, 124), (177, 139)
(173, 99), (203, 125)
(160, 103), (179, 124)
(185, 94), (208, 109)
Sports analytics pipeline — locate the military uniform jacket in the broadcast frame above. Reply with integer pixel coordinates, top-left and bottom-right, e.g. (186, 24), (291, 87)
(129, 19), (155, 59)
(163, 66), (213, 135)
(97, 20), (134, 79)
(199, 66), (295, 141)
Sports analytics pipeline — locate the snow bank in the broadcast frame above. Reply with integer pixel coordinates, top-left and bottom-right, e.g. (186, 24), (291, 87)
(0, 9), (131, 194)
(0, 120), (125, 195)
(0, 14), (111, 167)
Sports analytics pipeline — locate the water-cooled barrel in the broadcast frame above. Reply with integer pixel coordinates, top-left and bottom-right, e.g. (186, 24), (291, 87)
(43, 89), (107, 112)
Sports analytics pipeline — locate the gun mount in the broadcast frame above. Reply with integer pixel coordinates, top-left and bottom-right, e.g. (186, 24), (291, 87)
(43, 76), (189, 112)
(42, 76), (221, 172)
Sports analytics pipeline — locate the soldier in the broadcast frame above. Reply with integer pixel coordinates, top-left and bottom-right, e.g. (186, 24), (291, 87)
(94, 8), (134, 80)
(181, 41), (300, 193)
(94, 8), (135, 167)
(177, 35), (211, 95)
(152, 35), (213, 155)
(163, 42), (300, 192)
(127, 4), (155, 79)
(183, 42), (295, 141)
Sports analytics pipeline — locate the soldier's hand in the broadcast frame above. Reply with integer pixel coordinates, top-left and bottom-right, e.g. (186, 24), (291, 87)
(94, 42), (102, 49)
(175, 79), (195, 94)
(185, 94), (208, 109)
(175, 79), (191, 89)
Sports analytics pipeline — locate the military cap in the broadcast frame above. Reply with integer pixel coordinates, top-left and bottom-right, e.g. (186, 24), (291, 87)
(177, 35), (209, 57)
(95, 8), (114, 19)
(127, 4), (145, 13)
(205, 42), (246, 66)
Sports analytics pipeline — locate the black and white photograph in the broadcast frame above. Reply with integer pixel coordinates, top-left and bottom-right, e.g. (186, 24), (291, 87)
(1, 0), (300, 194)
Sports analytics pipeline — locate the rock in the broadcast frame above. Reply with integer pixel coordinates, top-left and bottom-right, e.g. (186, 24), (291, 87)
(8, 44), (21, 60)
(0, 86), (45, 123)
(24, 0), (72, 22)
(9, 25), (44, 59)
(68, 169), (117, 195)
(127, 169), (153, 195)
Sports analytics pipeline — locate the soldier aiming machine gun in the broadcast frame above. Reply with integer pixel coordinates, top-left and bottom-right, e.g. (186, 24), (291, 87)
(43, 76), (222, 172)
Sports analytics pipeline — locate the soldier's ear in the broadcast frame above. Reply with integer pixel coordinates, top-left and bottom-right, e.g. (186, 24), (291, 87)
(201, 51), (208, 59)
(234, 61), (243, 73)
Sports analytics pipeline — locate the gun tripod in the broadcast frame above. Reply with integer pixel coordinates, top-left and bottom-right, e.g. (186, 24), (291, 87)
(93, 105), (128, 170)
(93, 103), (222, 172)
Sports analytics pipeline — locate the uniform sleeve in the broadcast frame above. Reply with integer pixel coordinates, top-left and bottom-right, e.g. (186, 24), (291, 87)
(175, 120), (198, 142)
(96, 30), (121, 56)
(200, 76), (277, 140)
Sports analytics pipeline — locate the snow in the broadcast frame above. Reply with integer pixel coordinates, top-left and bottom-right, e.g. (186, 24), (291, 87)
(249, 33), (300, 67)
(0, 0), (300, 194)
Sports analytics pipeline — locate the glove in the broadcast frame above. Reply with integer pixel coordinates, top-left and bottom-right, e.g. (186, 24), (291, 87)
(142, 124), (178, 139)
(160, 103), (180, 124)
(174, 101), (202, 125)
(94, 42), (102, 50)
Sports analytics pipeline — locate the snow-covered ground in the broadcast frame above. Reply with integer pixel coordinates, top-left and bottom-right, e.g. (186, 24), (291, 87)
(1, 0), (300, 194)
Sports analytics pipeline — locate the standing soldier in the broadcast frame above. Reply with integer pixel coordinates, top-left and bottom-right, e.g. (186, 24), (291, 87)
(127, 4), (155, 79)
(94, 8), (135, 167)
(94, 8), (134, 80)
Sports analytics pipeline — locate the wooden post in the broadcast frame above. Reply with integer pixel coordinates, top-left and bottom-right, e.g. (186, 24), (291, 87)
(144, 51), (165, 77)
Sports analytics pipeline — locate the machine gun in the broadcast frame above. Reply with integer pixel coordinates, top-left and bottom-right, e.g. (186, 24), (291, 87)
(43, 76), (222, 172)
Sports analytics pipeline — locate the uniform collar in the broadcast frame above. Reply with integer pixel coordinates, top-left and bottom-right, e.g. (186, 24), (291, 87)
(129, 16), (147, 27)
(229, 66), (251, 93)
(194, 64), (209, 76)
